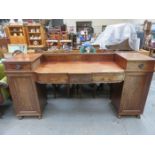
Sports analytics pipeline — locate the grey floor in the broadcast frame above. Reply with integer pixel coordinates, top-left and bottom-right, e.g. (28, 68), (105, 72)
(0, 74), (155, 135)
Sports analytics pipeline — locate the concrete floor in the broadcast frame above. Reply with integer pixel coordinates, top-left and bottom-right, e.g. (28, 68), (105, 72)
(0, 74), (155, 135)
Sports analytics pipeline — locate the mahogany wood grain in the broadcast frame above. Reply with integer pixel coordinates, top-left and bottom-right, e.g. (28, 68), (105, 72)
(120, 72), (153, 114)
(34, 61), (125, 84)
(35, 61), (124, 74)
(3, 54), (45, 118)
(112, 52), (155, 117)
(36, 73), (68, 84)
(3, 53), (42, 63)
(92, 73), (125, 83)
(7, 74), (45, 117)
(4, 63), (31, 71)
(111, 72), (153, 116)
(42, 53), (114, 62)
(117, 52), (155, 61)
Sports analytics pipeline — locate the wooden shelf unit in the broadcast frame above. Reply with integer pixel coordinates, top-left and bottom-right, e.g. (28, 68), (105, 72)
(47, 31), (71, 49)
(25, 24), (46, 48)
(50, 31), (68, 40)
(6, 25), (27, 44)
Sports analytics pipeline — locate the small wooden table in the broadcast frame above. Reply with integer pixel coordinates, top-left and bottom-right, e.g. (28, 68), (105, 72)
(3, 52), (155, 119)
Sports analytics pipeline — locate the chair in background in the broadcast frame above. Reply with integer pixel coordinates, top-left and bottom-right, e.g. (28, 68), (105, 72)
(0, 62), (10, 117)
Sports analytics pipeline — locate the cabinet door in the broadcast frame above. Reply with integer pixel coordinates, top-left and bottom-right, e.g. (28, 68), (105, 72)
(10, 37), (18, 44)
(120, 72), (153, 114)
(18, 37), (26, 44)
(8, 76), (41, 116)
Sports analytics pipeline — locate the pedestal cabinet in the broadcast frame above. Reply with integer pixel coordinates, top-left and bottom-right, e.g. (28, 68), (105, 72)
(4, 54), (46, 119)
(111, 53), (155, 117)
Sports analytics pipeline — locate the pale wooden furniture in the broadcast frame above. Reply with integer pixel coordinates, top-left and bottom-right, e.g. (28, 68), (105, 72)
(50, 31), (68, 40)
(5, 25), (27, 44)
(148, 47), (155, 57)
(25, 24), (46, 48)
(47, 31), (70, 49)
(139, 49), (150, 56)
(3, 52), (155, 119)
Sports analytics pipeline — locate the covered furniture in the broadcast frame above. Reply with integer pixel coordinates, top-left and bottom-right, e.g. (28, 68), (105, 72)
(94, 23), (140, 51)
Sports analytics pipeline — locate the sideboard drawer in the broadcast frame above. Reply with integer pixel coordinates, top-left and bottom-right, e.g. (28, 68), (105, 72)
(127, 61), (154, 72)
(69, 74), (92, 84)
(37, 74), (68, 84)
(5, 63), (31, 71)
(92, 73), (124, 83)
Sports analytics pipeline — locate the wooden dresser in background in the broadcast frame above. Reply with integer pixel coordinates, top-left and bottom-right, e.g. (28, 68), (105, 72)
(25, 24), (46, 48)
(5, 25), (27, 44)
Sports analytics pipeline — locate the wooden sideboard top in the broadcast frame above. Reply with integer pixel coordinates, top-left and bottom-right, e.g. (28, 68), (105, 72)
(4, 51), (155, 63)
(4, 53), (42, 63)
(117, 52), (155, 61)
(35, 61), (124, 74)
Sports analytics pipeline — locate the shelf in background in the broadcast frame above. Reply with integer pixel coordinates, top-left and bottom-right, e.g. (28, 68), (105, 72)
(29, 32), (41, 34)
(9, 30), (23, 33)
(11, 35), (24, 37)
(8, 25), (23, 27)
(26, 24), (41, 27)
(29, 38), (41, 40)
(29, 45), (44, 48)
(46, 40), (58, 42)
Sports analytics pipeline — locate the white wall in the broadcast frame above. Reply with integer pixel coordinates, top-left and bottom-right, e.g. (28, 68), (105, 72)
(64, 19), (129, 33)
(64, 19), (155, 33)
(127, 19), (155, 24)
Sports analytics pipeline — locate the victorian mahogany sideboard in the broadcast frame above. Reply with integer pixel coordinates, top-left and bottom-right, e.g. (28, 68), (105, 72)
(3, 52), (155, 119)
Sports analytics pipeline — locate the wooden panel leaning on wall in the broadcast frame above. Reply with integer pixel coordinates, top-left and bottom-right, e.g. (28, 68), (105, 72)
(3, 52), (155, 119)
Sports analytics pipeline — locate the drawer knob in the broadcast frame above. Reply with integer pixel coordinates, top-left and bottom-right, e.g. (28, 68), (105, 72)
(138, 63), (144, 69)
(15, 64), (22, 70)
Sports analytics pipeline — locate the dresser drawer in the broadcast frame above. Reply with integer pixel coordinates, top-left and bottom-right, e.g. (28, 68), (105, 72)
(127, 61), (154, 72)
(92, 73), (125, 83)
(69, 74), (92, 84)
(37, 74), (68, 84)
(5, 63), (31, 71)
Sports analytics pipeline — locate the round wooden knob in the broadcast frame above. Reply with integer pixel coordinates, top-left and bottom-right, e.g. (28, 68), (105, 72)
(15, 64), (22, 70)
(138, 63), (144, 69)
